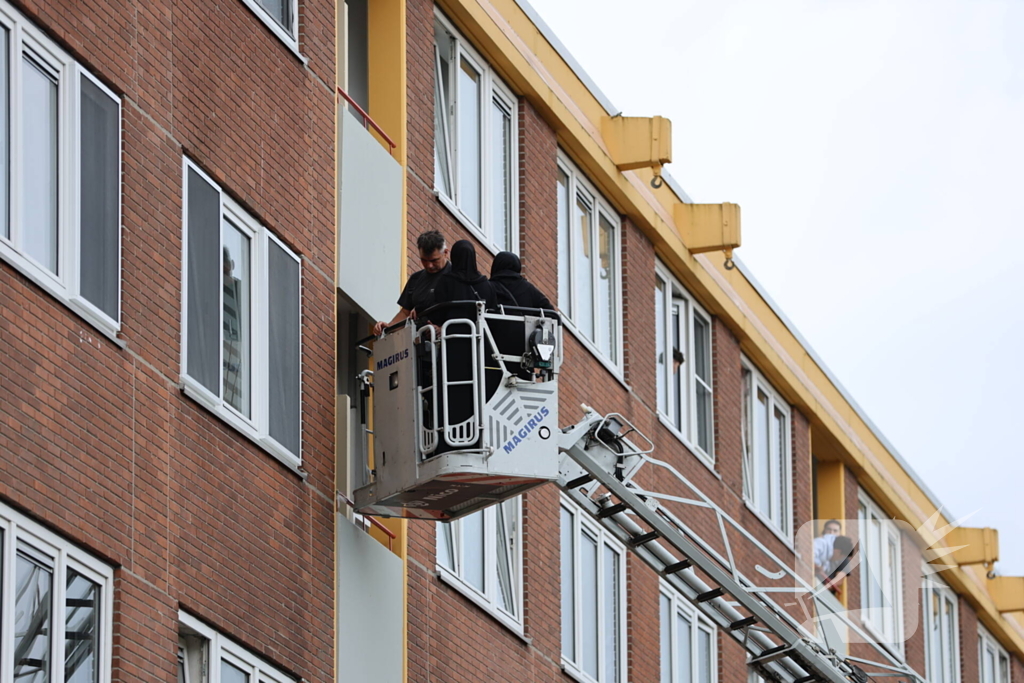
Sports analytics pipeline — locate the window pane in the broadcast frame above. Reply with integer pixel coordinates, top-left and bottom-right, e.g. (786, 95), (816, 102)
(257, 0), (291, 31)
(943, 596), (955, 683)
(672, 302), (683, 430)
(268, 240), (301, 454)
(886, 537), (899, 639)
(222, 661), (250, 683)
(655, 281), (667, 415)
(433, 31), (453, 196)
(0, 28), (8, 240)
(755, 389), (770, 512)
(462, 509), (484, 591)
(868, 518), (883, 613)
(457, 57), (481, 225)
(603, 545), (619, 681)
(581, 531), (598, 678)
(773, 407), (787, 529)
(985, 648), (995, 683)
(437, 522), (455, 571)
(80, 75), (120, 321)
(22, 55), (58, 274)
(345, 0), (369, 111)
(694, 314), (712, 453)
(560, 507), (575, 661)
(186, 168), (222, 394)
(573, 194), (593, 338)
(222, 222), (251, 417)
(495, 500), (516, 616)
(596, 214), (616, 361)
(557, 169), (571, 316)
(698, 628), (712, 683)
(65, 568), (100, 683)
(660, 595), (671, 683)
(998, 653), (1009, 683)
(491, 99), (512, 250)
(929, 590), (941, 681)
(15, 551), (52, 683)
(676, 613), (692, 683)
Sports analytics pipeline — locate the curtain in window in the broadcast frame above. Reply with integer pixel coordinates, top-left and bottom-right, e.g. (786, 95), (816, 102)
(186, 169), (221, 395)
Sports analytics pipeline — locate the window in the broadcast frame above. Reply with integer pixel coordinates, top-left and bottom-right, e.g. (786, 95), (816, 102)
(239, 0), (299, 52)
(561, 497), (625, 683)
(433, 11), (517, 252)
(0, 501), (114, 683)
(740, 360), (792, 538)
(978, 626), (1011, 683)
(660, 585), (716, 683)
(0, 1), (121, 336)
(857, 494), (903, 648)
(178, 612), (292, 683)
(923, 576), (960, 683)
(655, 264), (714, 458)
(436, 498), (522, 631)
(556, 154), (621, 367)
(182, 159), (303, 466)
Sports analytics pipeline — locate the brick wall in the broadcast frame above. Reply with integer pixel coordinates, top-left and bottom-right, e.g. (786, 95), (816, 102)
(0, 0), (336, 681)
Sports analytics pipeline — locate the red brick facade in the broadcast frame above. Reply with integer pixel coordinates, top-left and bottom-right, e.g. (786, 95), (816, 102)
(0, 0), (336, 681)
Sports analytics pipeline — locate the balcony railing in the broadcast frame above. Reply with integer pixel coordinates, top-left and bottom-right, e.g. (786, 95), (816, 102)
(337, 86), (396, 155)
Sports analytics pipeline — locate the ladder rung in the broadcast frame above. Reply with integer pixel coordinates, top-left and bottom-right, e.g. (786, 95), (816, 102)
(566, 474), (593, 489)
(596, 502), (628, 519)
(661, 559), (692, 575)
(753, 643), (790, 661)
(729, 616), (758, 631)
(627, 531), (660, 548)
(695, 587), (725, 603)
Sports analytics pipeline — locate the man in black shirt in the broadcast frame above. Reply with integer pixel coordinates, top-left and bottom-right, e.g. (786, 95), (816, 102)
(373, 230), (451, 335)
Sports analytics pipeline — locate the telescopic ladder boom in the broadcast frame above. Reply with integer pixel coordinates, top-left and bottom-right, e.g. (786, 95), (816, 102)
(556, 410), (923, 683)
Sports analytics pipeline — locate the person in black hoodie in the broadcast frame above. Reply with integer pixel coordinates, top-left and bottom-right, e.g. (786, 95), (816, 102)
(489, 251), (553, 311)
(430, 240), (511, 323)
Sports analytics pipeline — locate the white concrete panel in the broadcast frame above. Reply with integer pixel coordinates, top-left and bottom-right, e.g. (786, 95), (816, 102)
(338, 110), (403, 322)
(336, 514), (404, 682)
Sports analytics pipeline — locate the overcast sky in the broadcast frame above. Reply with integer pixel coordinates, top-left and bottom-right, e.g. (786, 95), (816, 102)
(527, 0), (1024, 574)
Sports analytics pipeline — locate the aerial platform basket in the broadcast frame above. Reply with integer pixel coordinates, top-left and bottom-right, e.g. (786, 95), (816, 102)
(354, 301), (562, 521)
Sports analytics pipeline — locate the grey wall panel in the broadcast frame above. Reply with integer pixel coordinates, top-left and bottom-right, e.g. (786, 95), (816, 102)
(336, 515), (404, 683)
(338, 111), (402, 322)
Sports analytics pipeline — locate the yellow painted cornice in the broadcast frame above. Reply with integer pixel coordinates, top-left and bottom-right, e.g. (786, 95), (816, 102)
(433, 0), (1024, 658)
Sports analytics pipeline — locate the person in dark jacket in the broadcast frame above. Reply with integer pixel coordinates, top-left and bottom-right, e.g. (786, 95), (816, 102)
(430, 240), (508, 323)
(489, 251), (553, 311)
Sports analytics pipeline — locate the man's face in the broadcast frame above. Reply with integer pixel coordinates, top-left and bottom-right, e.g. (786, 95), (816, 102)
(419, 247), (448, 274)
(824, 522), (841, 536)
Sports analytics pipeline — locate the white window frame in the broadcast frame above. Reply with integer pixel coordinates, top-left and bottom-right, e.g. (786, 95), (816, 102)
(857, 492), (904, 653)
(239, 0), (301, 58)
(660, 582), (717, 683)
(978, 625), (1011, 683)
(435, 497), (523, 635)
(0, 501), (115, 683)
(555, 151), (623, 372)
(655, 261), (714, 462)
(560, 496), (627, 683)
(0, 0), (122, 340)
(922, 573), (961, 683)
(433, 9), (519, 254)
(740, 358), (792, 542)
(178, 611), (292, 683)
(181, 158), (303, 470)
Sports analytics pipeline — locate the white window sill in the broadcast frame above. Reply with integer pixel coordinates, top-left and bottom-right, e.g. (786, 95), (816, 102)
(435, 191), (511, 257)
(180, 378), (306, 480)
(655, 413), (717, 476)
(238, 0), (309, 65)
(559, 318), (628, 391)
(0, 249), (125, 349)
(741, 499), (794, 551)
(436, 565), (528, 642)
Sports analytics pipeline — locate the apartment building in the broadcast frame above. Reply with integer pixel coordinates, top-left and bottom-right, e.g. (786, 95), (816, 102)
(0, 0), (340, 681)
(365, 0), (1024, 681)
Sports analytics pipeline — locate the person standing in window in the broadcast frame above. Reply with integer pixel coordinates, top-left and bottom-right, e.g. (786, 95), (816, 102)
(373, 230), (451, 335)
(489, 251), (553, 310)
